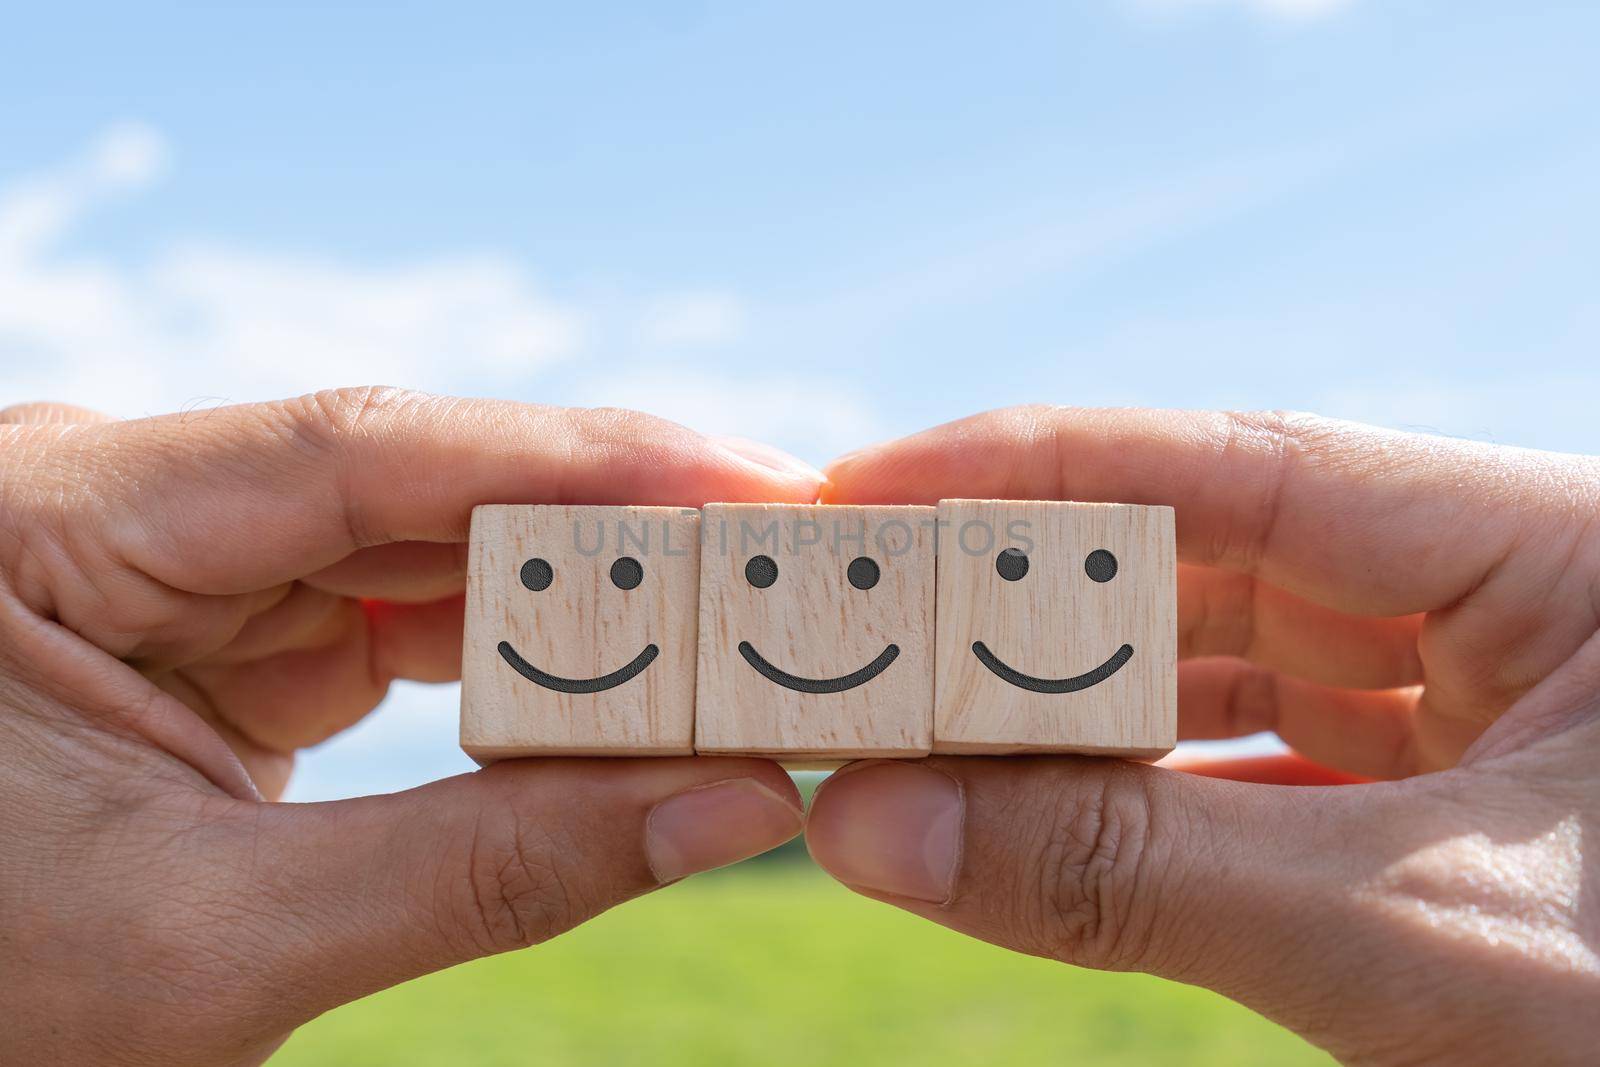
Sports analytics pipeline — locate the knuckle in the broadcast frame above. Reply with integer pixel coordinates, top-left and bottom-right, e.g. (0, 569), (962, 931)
(459, 814), (592, 954)
(1213, 408), (1320, 570)
(267, 387), (432, 547)
(993, 403), (1077, 449)
(1009, 766), (1164, 971)
(281, 385), (427, 448)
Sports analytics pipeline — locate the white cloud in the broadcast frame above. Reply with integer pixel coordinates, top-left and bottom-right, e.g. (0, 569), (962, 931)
(637, 290), (746, 348)
(90, 122), (170, 186)
(0, 125), (582, 417)
(0, 122), (166, 261)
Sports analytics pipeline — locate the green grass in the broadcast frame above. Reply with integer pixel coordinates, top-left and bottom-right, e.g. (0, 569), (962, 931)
(275, 858), (1328, 1066)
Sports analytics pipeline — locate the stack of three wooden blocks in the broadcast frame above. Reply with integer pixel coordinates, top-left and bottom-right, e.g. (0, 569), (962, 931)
(461, 501), (1175, 764)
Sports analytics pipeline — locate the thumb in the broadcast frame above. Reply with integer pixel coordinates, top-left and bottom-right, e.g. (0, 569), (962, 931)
(803, 757), (1400, 1034)
(242, 757), (802, 1022)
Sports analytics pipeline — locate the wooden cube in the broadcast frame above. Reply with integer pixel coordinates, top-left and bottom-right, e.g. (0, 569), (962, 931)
(932, 499), (1176, 758)
(694, 504), (936, 759)
(460, 505), (700, 760)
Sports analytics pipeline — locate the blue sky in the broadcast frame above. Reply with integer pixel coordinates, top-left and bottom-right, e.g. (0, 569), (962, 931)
(3, 1), (1596, 798)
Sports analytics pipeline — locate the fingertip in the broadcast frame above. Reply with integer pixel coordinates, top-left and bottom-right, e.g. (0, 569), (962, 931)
(805, 760), (964, 903)
(704, 449), (825, 505)
(821, 408), (1037, 504)
(645, 775), (805, 883)
(819, 441), (933, 505)
(817, 457), (860, 503)
(687, 755), (806, 810)
(571, 414), (824, 506)
(710, 435), (826, 486)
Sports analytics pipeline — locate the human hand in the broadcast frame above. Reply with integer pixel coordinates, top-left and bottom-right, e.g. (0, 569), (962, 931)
(805, 407), (1600, 1064)
(0, 389), (819, 1066)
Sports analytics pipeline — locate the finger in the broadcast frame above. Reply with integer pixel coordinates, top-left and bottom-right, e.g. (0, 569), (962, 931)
(710, 434), (827, 482)
(1179, 564), (1423, 689)
(803, 757), (1424, 1057)
(180, 595), (464, 753)
(49, 388), (825, 596)
(235, 758), (804, 1034)
(1179, 657), (1424, 778)
(822, 406), (1584, 616)
(0, 592), (262, 800)
(154, 671), (296, 799)
(0, 401), (117, 424)
(1158, 751), (1369, 785)
(195, 586), (463, 680)
(362, 596), (465, 681)
(302, 541), (470, 602)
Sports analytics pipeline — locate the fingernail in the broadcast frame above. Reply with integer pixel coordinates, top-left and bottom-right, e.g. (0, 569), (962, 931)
(646, 778), (804, 883)
(711, 435), (825, 483)
(805, 762), (963, 903)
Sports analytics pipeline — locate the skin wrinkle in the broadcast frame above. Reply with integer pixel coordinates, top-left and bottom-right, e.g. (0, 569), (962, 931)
(1408, 517), (1596, 760)
(1431, 551), (1573, 718)
(1110, 770), (1164, 975)
(304, 388), (392, 553)
(1219, 409), (1297, 578)
(1499, 530), (1595, 688)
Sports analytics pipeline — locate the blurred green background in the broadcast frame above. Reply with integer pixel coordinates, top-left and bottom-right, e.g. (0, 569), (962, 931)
(276, 847), (1330, 1066)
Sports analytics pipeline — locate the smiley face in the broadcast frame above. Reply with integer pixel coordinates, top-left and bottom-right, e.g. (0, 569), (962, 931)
(932, 500), (1176, 757)
(496, 554), (661, 693)
(460, 505), (701, 759)
(734, 552), (901, 693)
(969, 546), (1134, 693)
(694, 503), (936, 758)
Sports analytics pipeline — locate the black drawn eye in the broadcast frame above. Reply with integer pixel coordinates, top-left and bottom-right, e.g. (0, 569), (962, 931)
(995, 548), (1029, 582)
(1085, 549), (1118, 583)
(610, 556), (643, 590)
(520, 558), (554, 592)
(847, 556), (880, 590)
(745, 554), (779, 589)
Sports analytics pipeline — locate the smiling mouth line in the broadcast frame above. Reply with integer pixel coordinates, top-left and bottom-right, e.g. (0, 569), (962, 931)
(971, 641), (1134, 694)
(738, 640), (900, 694)
(497, 640), (659, 694)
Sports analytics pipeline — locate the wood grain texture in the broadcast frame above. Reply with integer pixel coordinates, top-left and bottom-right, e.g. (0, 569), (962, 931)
(932, 500), (1176, 758)
(694, 504), (935, 758)
(460, 505), (700, 759)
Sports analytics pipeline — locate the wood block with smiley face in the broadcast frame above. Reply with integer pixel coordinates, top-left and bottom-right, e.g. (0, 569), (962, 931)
(694, 504), (936, 760)
(460, 505), (700, 760)
(932, 499), (1176, 758)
